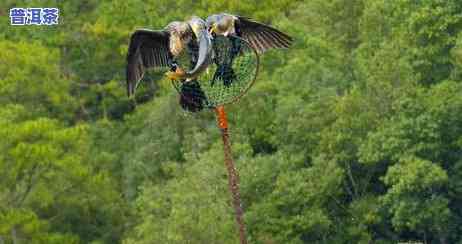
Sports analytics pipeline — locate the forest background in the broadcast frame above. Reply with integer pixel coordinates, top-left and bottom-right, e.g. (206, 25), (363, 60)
(1, 0), (462, 243)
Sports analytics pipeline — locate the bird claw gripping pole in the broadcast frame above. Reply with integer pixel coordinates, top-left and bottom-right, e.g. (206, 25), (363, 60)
(215, 105), (248, 244)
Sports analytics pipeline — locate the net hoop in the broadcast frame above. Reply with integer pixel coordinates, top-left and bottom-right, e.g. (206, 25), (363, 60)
(171, 36), (259, 109)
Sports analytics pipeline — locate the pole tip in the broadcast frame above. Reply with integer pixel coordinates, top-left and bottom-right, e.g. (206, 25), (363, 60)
(215, 105), (228, 129)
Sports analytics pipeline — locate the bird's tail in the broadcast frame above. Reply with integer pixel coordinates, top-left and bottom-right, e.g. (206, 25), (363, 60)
(179, 79), (208, 112)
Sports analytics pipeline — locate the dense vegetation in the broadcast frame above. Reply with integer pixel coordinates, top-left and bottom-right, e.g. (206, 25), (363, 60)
(1, 0), (462, 243)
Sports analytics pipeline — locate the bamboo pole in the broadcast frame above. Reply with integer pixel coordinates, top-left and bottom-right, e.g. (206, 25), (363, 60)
(215, 105), (247, 244)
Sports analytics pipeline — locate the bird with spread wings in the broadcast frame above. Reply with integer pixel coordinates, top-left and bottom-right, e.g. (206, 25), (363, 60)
(206, 13), (293, 86)
(126, 16), (212, 111)
(125, 14), (292, 111)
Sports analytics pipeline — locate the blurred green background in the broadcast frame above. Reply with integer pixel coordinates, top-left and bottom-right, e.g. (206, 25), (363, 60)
(1, 0), (462, 243)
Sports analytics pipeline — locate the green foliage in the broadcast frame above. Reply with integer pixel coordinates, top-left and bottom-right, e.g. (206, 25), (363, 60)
(382, 157), (449, 235)
(0, 105), (126, 243)
(0, 41), (76, 120)
(245, 155), (343, 243)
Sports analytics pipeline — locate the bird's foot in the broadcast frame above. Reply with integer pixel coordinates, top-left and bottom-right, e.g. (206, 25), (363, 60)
(165, 67), (186, 80)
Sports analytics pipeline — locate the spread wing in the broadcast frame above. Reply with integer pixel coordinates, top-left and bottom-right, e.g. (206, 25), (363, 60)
(126, 29), (171, 97)
(237, 16), (293, 54)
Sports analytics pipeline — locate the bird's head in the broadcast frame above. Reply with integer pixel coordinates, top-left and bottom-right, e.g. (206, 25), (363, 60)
(206, 13), (236, 36)
(165, 17), (213, 82)
(167, 21), (192, 42)
(206, 15), (219, 35)
(187, 16), (207, 39)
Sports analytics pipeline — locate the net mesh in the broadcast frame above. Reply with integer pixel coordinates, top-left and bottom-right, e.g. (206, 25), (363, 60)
(172, 35), (259, 110)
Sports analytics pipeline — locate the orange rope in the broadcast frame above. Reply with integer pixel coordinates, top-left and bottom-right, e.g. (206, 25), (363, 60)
(216, 105), (228, 129)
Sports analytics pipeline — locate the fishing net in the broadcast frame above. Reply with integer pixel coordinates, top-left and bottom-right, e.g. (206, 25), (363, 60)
(172, 35), (259, 111)
(171, 35), (258, 244)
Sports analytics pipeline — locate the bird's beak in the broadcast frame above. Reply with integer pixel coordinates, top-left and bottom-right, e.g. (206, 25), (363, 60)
(209, 24), (217, 35)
